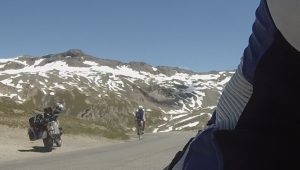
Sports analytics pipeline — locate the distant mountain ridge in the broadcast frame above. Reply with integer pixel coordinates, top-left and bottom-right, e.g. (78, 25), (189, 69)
(0, 49), (234, 133)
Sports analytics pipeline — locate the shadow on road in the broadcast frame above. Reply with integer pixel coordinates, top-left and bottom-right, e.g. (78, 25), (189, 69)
(18, 146), (55, 153)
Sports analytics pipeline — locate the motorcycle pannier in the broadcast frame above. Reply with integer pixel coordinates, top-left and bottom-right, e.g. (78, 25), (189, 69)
(29, 116), (35, 127)
(28, 128), (37, 141)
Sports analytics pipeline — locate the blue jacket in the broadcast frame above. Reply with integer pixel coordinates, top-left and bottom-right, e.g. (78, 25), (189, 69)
(168, 0), (300, 169)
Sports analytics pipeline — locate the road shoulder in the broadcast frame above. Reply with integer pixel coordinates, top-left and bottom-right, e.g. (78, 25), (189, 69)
(0, 125), (119, 163)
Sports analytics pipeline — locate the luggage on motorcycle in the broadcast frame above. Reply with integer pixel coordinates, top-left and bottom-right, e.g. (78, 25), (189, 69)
(28, 111), (46, 141)
(28, 128), (37, 141)
(29, 117), (35, 127)
(28, 127), (46, 140)
(28, 112), (44, 127)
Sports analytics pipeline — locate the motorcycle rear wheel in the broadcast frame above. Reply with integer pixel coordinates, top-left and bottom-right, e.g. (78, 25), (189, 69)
(43, 136), (53, 152)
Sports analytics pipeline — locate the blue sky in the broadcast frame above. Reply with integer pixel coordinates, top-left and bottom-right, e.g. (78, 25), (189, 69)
(0, 0), (260, 72)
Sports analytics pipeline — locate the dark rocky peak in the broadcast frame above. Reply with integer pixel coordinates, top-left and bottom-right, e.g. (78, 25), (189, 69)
(38, 49), (98, 67)
(36, 49), (126, 68)
(128, 61), (156, 73)
(63, 49), (85, 57)
(156, 66), (195, 76)
(41, 49), (91, 60)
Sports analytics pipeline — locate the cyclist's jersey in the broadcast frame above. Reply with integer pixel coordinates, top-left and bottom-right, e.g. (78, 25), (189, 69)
(135, 109), (145, 121)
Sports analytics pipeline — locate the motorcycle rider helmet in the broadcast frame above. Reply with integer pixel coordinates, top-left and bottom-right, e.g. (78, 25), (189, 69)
(55, 103), (64, 112)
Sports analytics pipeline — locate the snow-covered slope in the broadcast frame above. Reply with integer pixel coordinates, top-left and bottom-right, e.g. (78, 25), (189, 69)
(0, 49), (234, 132)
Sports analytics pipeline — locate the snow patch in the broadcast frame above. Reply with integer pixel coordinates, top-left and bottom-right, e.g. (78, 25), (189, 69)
(159, 126), (173, 133)
(34, 59), (44, 66)
(175, 122), (199, 130)
(152, 128), (159, 133)
(83, 61), (98, 66)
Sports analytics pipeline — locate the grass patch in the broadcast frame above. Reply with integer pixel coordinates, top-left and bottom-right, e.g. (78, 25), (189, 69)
(55, 116), (129, 140)
(0, 111), (27, 128)
(0, 111), (129, 140)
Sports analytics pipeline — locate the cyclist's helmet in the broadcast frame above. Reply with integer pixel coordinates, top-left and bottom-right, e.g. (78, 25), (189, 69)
(138, 105), (143, 109)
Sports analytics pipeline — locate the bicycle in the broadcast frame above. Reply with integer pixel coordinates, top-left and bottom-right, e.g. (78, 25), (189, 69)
(136, 119), (143, 140)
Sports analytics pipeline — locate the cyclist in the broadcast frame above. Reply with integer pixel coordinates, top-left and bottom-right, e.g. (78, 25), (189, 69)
(135, 105), (146, 134)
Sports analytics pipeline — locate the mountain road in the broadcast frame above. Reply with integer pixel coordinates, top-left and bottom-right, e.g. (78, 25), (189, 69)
(0, 131), (196, 170)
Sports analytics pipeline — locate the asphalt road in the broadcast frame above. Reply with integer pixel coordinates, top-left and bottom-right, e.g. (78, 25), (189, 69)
(0, 131), (197, 170)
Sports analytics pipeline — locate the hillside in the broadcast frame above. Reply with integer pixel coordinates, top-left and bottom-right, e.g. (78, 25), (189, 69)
(0, 49), (234, 138)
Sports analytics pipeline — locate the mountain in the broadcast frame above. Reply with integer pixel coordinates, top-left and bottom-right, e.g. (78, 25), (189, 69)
(0, 49), (234, 136)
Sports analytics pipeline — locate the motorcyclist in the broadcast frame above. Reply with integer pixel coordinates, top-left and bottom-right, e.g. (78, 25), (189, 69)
(43, 103), (64, 119)
(135, 105), (146, 134)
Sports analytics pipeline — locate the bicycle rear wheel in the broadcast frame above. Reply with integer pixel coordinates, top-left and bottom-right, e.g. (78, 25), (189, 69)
(136, 121), (142, 140)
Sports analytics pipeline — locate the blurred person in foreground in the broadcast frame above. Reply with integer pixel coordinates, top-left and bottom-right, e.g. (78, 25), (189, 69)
(165, 0), (300, 169)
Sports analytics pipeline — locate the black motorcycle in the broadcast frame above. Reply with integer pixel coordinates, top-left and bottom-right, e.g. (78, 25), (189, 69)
(28, 105), (63, 152)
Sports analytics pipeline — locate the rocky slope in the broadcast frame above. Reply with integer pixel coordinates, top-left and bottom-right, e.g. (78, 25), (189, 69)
(0, 49), (234, 133)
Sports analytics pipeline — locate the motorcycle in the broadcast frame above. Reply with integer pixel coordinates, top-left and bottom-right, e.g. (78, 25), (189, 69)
(27, 105), (63, 152)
